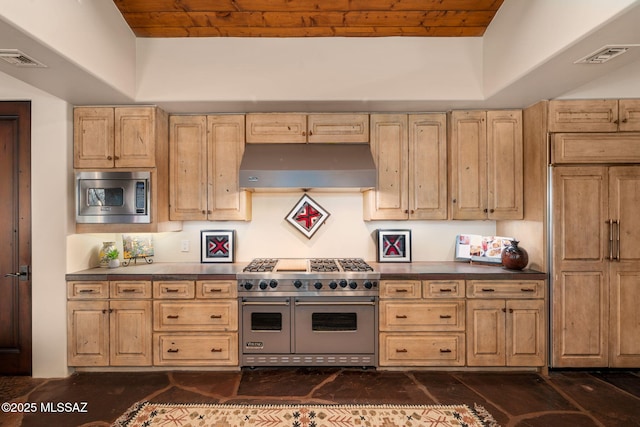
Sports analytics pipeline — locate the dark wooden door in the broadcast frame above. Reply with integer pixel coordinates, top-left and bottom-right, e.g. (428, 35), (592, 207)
(0, 101), (32, 375)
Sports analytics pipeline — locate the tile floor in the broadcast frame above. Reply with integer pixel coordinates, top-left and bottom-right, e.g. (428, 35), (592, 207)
(0, 369), (638, 427)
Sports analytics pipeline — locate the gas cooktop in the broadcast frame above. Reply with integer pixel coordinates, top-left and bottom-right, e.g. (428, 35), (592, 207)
(237, 258), (379, 296)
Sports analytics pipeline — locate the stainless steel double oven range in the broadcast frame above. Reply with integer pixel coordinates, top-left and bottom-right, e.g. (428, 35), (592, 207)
(237, 258), (380, 368)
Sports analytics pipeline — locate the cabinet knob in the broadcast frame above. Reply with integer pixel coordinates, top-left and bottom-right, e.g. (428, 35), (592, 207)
(489, 209), (495, 213)
(452, 199), (457, 204)
(211, 348), (222, 353)
(107, 156), (113, 161)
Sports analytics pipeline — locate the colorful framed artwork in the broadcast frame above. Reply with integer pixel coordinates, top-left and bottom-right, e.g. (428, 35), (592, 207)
(377, 229), (412, 263)
(285, 194), (330, 239)
(201, 230), (235, 263)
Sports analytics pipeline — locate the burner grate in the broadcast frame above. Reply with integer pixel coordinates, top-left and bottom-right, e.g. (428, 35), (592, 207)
(338, 258), (374, 272)
(243, 258), (278, 272)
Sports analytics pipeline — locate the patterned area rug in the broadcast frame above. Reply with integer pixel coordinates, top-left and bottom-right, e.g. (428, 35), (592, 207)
(112, 402), (500, 427)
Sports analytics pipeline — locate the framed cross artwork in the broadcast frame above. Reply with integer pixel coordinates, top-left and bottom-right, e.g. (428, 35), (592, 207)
(285, 194), (330, 239)
(201, 230), (235, 263)
(377, 229), (412, 262)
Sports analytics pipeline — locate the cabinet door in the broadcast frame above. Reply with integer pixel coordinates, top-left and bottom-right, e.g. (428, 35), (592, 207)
(73, 107), (115, 168)
(114, 107), (156, 167)
(548, 99), (619, 132)
(506, 299), (545, 366)
(169, 115), (208, 220)
(618, 99), (640, 131)
(449, 110), (487, 219)
(208, 115), (251, 221)
(609, 167), (640, 262)
(552, 167), (609, 367)
(67, 300), (109, 366)
(466, 299), (505, 366)
(307, 114), (369, 143)
(363, 114), (408, 220)
(408, 114), (447, 219)
(245, 113), (307, 143)
(487, 110), (523, 219)
(109, 300), (152, 366)
(609, 263), (640, 367)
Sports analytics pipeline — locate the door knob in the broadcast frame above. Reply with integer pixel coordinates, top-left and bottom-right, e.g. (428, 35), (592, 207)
(3, 265), (29, 281)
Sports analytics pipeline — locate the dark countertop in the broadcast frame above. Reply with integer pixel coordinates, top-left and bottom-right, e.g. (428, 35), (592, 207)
(66, 261), (546, 281)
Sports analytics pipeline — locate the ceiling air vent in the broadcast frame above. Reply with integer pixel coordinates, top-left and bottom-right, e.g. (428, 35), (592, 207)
(574, 45), (638, 64)
(0, 49), (47, 67)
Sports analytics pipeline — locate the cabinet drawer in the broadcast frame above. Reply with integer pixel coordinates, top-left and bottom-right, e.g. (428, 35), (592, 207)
(379, 301), (465, 331)
(196, 280), (237, 299)
(379, 333), (465, 366)
(153, 333), (238, 366)
(466, 280), (544, 299)
(422, 280), (465, 298)
(380, 280), (421, 299)
(110, 281), (151, 299)
(153, 281), (195, 299)
(67, 281), (109, 299)
(548, 99), (619, 132)
(153, 301), (238, 331)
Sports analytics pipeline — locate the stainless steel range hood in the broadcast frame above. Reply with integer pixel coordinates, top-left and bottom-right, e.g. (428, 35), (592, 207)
(239, 143), (376, 190)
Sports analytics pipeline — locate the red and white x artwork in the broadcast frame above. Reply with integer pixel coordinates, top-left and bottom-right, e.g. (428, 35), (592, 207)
(201, 230), (235, 263)
(377, 229), (412, 262)
(286, 194), (330, 239)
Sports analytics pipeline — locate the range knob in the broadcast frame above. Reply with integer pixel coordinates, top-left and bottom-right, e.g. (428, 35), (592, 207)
(294, 280), (303, 289)
(364, 281), (373, 289)
(349, 281), (358, 289)
(329, 281), (338, 289)
(339, 279), (348, 288)
(314, 281), (323, 290)
(269, 279), (278, 289)
(259, 280), (268, 290)
(243, 281), (253, 290)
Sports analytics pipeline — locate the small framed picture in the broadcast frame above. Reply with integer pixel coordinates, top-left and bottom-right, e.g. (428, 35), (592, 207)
(285, 194), (330, 239)
(201, 230), (235, 263)
(377, 229), (412, 262)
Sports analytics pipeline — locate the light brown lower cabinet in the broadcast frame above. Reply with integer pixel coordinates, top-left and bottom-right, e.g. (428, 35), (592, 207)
(68, 280), (239, 368)
(379, 279), (545, 369)
(67, 281), (153, 367)
(378, 280), (466, 367)
(466, 281), (545, 367)
(152, 280), (238, 367)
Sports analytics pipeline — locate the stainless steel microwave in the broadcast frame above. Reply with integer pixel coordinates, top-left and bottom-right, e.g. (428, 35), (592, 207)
(75, 171), (151, 224)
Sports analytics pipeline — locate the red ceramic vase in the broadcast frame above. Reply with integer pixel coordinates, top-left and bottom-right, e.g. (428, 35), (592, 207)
(501, 240), (529, 270)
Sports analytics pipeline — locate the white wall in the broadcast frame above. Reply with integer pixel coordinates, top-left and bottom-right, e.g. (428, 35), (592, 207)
(67, 193), (497, 270)
(0, 72), (71, 378)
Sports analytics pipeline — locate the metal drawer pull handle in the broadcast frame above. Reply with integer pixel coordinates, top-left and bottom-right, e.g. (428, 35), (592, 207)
(440, 349), (452, 353)
(481, 288), (495, 292)
(439, 288), (453, 292)
(396, 348), (408, 353)
(167, 348), (179, 353)
(121, 288), (138, 293)
(295, 301), (376, 306)
(165, 288), (180, 293)
(395, 289), (408, 293)
(167, 315), (180, 319)
(520, 288), (535, 292)
(210, 314), (222, 319)
(79, 289), (95, 293)
(608, 219), (614, 260)
(242, 301), (289, 306)
(211, 348), (222, 353)
(208, 288), (222, 292)
(439, 315), (452, 319)
(396, 315), (408, 319)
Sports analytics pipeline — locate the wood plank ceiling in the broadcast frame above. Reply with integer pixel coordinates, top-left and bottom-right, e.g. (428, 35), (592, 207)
(113, 0), (504, 37)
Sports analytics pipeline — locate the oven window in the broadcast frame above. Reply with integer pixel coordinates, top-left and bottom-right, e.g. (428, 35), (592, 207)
(251, 313), (282, 331)
(87, 188), (124, 207)
(312, 313), (357, 331)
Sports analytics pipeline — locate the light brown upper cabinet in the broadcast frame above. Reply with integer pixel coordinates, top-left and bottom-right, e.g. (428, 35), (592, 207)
(449, 110), (523, 220)
(364, 113), (447, 220)
(74, 107), (164, 168)
(246, 113), (369, 143)
(169, 115), (251, 221)
(549, 99), (640, 132)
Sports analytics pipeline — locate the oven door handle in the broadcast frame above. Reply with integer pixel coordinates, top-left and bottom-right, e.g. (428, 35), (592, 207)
(241, 300), (290, 306)
(294, 301), (376, 306)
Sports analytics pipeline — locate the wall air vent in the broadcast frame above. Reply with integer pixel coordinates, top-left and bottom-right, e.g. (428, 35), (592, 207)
(574, 45), (638, 64)
(0, 49), (47, 67)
